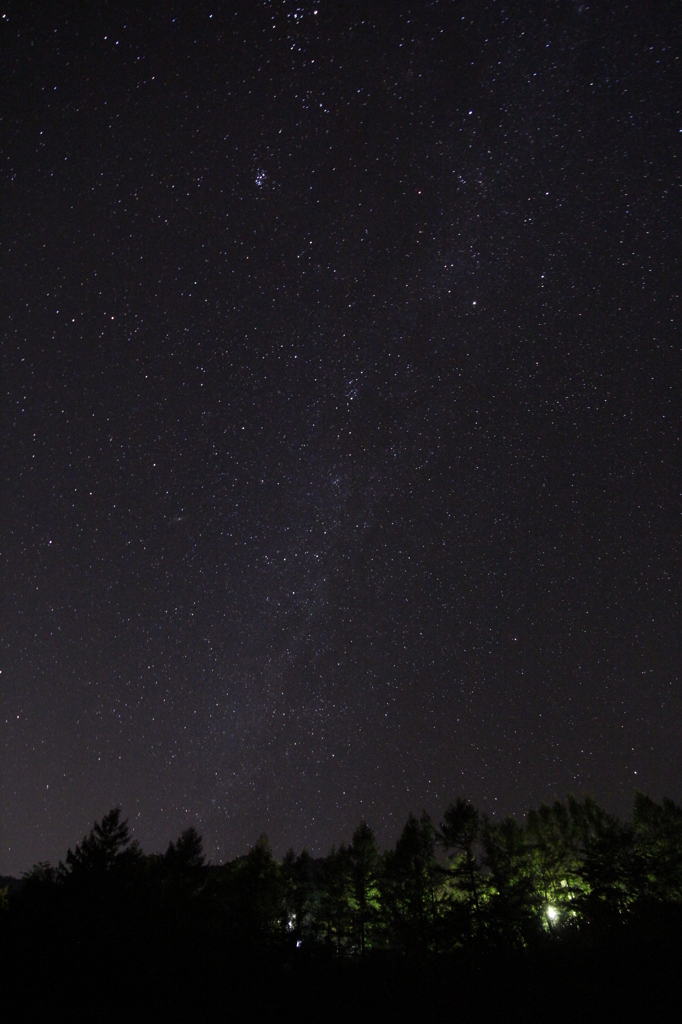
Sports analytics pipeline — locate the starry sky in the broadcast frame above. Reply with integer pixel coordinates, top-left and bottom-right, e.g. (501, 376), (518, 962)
(2, 1), (680, 876)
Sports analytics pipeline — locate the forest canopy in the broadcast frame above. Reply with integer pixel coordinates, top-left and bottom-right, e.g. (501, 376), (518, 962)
(5, 791), (682, 957)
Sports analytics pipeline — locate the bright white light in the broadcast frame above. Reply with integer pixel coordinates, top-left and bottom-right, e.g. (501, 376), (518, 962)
(546, 906), (558, 921)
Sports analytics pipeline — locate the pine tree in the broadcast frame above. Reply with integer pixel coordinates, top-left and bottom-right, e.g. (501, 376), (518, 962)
(281, 848), (314, 945)
(632, 793), (682, 904)
(316, 845), (354, 953)
(481, 816), (538, 946)
(59, 808), (141, 882)
(382, 812), (442, 953)
(349, 822), (382, 953)
(438, 798), (483, 939)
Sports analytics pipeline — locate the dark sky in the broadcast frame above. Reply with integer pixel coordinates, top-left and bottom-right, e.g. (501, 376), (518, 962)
(2, 0), (680, 876)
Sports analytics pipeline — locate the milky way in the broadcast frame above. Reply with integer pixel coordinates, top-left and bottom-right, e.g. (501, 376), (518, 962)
(2, 1), (680, 874)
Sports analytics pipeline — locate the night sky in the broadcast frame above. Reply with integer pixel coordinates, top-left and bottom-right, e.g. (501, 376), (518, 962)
(2, 1), (680, 876)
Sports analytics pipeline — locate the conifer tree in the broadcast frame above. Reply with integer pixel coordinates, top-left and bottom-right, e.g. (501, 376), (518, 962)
(59, 808), (141, 883)
(281, 848), (314, 945)
(349, 822), (382, 953)
(382, 812), (442, 952)
(481, 816), (538, 945)
(438, 799), (483, 938)
(316, 845), (354, 953)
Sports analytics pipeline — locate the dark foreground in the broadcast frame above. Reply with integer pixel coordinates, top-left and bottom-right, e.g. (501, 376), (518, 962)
(3, 936), (681, 1024)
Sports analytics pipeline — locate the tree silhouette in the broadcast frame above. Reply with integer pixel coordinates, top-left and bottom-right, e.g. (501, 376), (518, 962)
(567, 796), (635, 928)
(481, 816), (539, 946)
(7, 787), (682, 990)
(631, 794), (682, 904)
(526, 799), (586, 918)
(316, 844), (354, 953)
(382, 812), (441, 952)
(218, 834), (283, 951)
(349, 822), (382, 954)
(438, 798), (483, 940)
(60, 808), (141, 882)
(281, 848), (314, 946)
(165, 826), (205, 872)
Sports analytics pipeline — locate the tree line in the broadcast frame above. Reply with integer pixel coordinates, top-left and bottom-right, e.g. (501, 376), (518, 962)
(4, 790), (682, 959)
